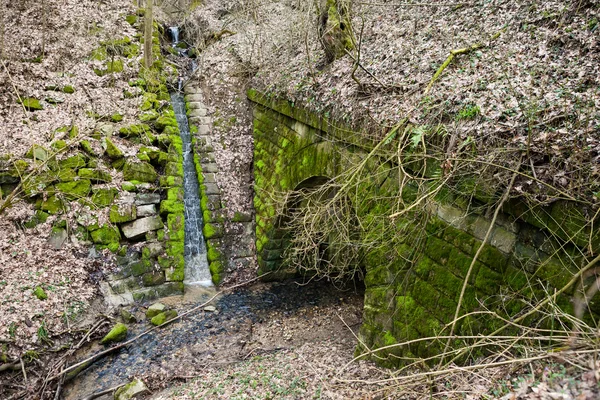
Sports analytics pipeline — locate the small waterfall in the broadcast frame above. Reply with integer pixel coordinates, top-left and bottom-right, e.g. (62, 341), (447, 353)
(168, 26), (180, 46)
(171, 93), (213, 287)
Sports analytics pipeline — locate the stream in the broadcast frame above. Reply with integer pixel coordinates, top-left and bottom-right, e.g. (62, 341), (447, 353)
(62, 281), (360, 399)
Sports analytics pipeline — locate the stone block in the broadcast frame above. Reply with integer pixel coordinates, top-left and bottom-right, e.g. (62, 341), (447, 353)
(136, 192), (161, 205)
(489, 225), (516, 253)
(143, 272), (166, 287)
(122, 216), (164, 239)
(202, 163), (218, 173)
(123, 160), (158, 183)
(137, 204), (157, 217)
(114, 379), (149, 400)
(109, 203), (137, 223)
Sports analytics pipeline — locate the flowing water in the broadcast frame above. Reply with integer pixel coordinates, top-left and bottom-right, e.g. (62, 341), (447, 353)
(168, 26), (179, 46)
(171, 92), (212, 287)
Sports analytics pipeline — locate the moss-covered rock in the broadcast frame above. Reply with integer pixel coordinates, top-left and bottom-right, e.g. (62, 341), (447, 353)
(78, 168), (112, 183)
(122, 160), (157, 183)
(125, 14), (138, 25)
(51, 140), (68, 151)
(100, 323), (128, 345)
(145, 302), (166, 318)
(21, 97), (43, 111)
(111, 113), (123, 122)
(114, 379), (148, 400)
(154, 115), (178, 132)
(91, 188), (118, 207)
(109, 204), (137, 223)
(39, 196), (65, 214)
(150, 310), (178, 326)
(25, 145), (49, 161)
(140, 93), (158, 111)
(55, 179), (91, 200)
(142, 272), (165, 286)
(58, 154), (86, 170)
(119, 124), (151, 137)
(139, 110), (159, 122)
(102, 137), (124, 159)
(33, 286), (47, 300)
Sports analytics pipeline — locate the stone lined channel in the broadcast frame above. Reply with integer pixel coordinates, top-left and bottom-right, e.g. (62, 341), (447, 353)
(171, 92), (212, 286)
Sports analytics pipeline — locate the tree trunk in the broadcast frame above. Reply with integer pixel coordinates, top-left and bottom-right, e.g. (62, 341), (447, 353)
(144, 0), (153, 68)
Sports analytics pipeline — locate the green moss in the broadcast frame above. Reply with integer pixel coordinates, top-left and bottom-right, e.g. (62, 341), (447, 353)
(90, 225), (121, 245)
(51, 140), (67, 151)
(58, 154), (86, 170)
(33, 286), (47, 300)
(100, 323), (128, 344)
(207, 245), (221, 263)
(39, 196), (65, 214)
(140, 92), (158, 111)
(209, 261), (223, 285)
(142, 272), (165, 286)
(122, 181), (136, 192)
(203, 223), (223, 240)
(154, 115), (178, 132)
(62, 85), (75, 94)
(455, 104), (480, 120)
(159, 200), (184, 215)
(125, 14), (137, 25)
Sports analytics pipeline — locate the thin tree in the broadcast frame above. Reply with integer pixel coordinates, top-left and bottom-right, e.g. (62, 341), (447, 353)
(144, 0), (153, 68)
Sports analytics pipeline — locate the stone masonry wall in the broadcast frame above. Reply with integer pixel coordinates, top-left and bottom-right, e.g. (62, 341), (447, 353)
(248, 89), (599, 365)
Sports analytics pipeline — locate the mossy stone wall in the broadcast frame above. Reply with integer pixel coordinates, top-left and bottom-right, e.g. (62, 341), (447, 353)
(248, 89), (598, 365)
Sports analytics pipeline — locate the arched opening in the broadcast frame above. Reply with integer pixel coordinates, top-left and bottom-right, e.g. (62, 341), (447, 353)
(274, 176), (362, 287)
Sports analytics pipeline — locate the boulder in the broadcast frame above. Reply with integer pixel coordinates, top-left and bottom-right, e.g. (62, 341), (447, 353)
(121, 216), (163, 239)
